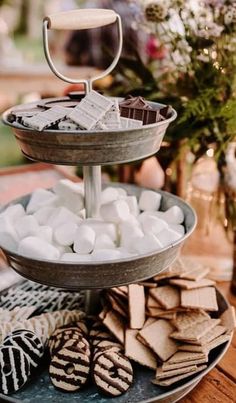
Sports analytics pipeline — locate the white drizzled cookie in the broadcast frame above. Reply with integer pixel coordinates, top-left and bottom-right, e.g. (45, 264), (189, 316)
(49, 343), (90, 392)
(93, 350), (133, 397)
(3, 330), (44, 373)
(0, 345), (30, 394)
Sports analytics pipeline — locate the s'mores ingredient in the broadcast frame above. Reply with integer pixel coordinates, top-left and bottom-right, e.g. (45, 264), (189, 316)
(181, 287), (218, 311)
(128, 284), (145, 329)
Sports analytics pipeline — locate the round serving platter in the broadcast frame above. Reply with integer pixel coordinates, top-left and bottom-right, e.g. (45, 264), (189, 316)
(0, 288), (232, 403)
(2, 99), (177, 166)
(0, 183), (196, 290)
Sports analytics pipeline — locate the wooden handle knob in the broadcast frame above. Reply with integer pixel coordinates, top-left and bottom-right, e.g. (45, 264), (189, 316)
(44, 9), (117, 30)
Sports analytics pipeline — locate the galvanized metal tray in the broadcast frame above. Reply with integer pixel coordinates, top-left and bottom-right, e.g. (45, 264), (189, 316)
(0, 183), (196, 290)
(2, 99), (177, 166)
(0, 288), (232, 403)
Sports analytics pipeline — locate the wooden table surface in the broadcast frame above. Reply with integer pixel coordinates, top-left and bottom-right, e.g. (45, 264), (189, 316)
(0, 163), (235, 403)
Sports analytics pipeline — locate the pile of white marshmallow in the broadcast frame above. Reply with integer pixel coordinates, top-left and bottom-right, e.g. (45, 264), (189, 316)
(0, 180), (185, 262)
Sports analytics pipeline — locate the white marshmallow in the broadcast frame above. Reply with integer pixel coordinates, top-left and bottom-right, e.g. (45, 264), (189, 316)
(132, 234), (163, 254)
(0, 216), (19, 250)
(33, 206), (56, 225)
(54, 222), (78, 246)
(169, 224), (185, 236)
(78, 209), (86, 219)
(125, 196), (139, 216)
(18, 236), (60, 260)
(0, 204), (25, 222)
(61, 253), (91, 262)
(82, 219), (117, 242)
(74, 225), (96, 254)
(15, 215), (39, 239)
(116, 187), (127, 198)
(91, 249), (121, 261)
(35, 226), (53, 243)
(139, 190), (162, 211)
(101, 187), (119, 204)
(47, 207), (81, 229)
(54, 244), (73, 256)
(94, 234), (116, 250)
(119, 222), (143, 250)
(156, 228), (183, 247)
(100, 200), (130, 223)
(141, 216), (168, 236)
(164, 205), (185, 225)
(26, 189), (59, 213)
(116, 247), (137, 258)
(138, 210), (165, 225)
(126, 214), (141, 227)
(53, 179), (84, 213)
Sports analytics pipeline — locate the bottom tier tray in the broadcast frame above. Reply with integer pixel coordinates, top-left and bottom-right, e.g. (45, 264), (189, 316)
(0, 287), (232, 403)
(0, 184), (196, 289)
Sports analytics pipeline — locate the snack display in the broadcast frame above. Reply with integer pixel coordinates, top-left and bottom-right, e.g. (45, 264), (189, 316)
(0, 7), (234, 403)
(8, 92), (171, 132)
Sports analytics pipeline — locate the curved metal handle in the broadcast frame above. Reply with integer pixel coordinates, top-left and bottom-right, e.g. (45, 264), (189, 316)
(43, 9), (123, 93)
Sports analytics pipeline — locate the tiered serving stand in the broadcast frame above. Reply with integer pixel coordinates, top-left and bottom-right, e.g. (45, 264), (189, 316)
(0, 9), (232, 403)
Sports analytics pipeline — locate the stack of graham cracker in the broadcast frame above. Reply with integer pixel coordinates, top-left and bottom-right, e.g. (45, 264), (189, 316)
(99, 258), (236, 386)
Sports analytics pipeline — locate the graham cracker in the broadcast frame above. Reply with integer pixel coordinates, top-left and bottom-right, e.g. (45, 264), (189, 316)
(139, 281), (157, 288)
(146, 294), (162, 309)
(138, 319), (178, 361)
(107, 293), (127, 319)
(204, 334), (231, 353)
(153, 365), (207, 386)
(170, 319), (220, 342)
(155, 365), (197, 379)
(143, 318), (156, 328)
(150, 286), (180, 309)
(220, 306), (236, 333)
(128, 284), (145, 329)
(169, 278), (215, 290)
(181, 287), (218, 311)
(103, 310), (125, 344)
(190, 325), (226, 345)
(99, 307), (109, 321)
(164, 351), (207, 364)
(178, 344), (206, 353)
(179, 268), (210, 281)
(146, 306), (176, 320)
(171, 310), (210, 331)
(125, 329), (157, 370)
(162, 358), (208, 371)
(136, 333), (149, 347)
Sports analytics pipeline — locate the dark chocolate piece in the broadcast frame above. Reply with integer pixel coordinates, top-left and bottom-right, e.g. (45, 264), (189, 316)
(119, 96), (161, 125)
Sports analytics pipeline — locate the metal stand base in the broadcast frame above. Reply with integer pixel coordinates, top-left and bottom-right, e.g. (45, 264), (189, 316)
(83, 165), (101, 218)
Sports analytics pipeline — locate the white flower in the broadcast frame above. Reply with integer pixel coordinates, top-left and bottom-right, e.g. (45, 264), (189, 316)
(197, 22), (224, 39)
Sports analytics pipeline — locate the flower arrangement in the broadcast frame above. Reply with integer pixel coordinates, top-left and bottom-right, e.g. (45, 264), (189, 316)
(112, 0), (236, 167)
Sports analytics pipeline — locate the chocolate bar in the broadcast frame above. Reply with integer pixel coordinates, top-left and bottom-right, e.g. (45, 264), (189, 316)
(22, 106), (69, 131)
(119, 96), (161, 125)
(68, 90), (113, 130)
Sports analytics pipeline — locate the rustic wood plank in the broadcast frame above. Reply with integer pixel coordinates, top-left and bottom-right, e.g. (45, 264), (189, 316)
(180, 368), (236, 403)
(216, 344), (236, 383)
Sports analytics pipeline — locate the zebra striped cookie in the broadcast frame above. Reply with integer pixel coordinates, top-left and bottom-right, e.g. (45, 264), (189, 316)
(0, 345), (30, 394)
(49, 343), (90, 392)
(93, 350), (133, 397)
(4, 330), (44, 373)
(50, 333), (90, 358)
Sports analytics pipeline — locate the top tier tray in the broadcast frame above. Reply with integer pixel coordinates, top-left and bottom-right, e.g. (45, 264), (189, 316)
(2, 100), (177, 166)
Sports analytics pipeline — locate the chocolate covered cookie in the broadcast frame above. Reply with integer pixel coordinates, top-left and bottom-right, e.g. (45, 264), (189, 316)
(49, 342), (90, 392)
(4, 330), (43, 373)
(0, 345), (30, 394)
(93, 350), (133, 397)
